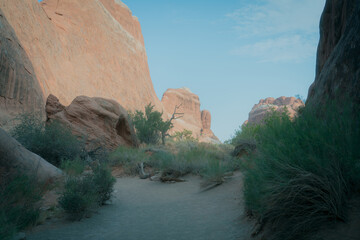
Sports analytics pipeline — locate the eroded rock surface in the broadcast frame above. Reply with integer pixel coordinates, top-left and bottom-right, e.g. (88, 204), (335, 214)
(0, 0), (161, 112)
(307, 0), (360, 106)
(161, 88), (219, 143)
(0, 8), (44, 127)
(247, 96), (304, 125)
(46, 95), (137, 151)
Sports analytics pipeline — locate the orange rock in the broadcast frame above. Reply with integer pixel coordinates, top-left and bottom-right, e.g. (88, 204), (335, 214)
(46, 95), (137, 151)
(0, 0), (161, 112)
(161, 88), (220, 143)
(247, 96), (304, 125)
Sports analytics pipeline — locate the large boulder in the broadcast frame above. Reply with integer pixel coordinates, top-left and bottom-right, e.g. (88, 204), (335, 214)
(0, 128), (62, 182)
(247, 96), (304, 125)
(46, 95), (137, 150)
(161, 88), (220, 143)
(307, 0), (360, 107)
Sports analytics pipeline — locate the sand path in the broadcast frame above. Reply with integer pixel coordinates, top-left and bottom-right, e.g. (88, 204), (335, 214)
(27, 172), (252, 240)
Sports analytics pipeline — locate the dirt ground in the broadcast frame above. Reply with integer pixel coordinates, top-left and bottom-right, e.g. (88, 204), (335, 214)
(27, 172), (253, 240)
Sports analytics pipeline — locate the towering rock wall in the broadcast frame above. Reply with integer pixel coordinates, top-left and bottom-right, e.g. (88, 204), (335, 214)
(307, 0), (360, 106)
(0, 0), (161, 113)
(0, 8), (44, 127)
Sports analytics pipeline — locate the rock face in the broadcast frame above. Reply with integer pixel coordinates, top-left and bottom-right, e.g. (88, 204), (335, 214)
(0, 8), (44, 127)
(0, 0), (161, 113)
(307, 0), (360, 107)
(46, 95), (137, 150)
(161, 88), (219, 143)
(0, 128), (62, 182)
(247, 96), (304, 125)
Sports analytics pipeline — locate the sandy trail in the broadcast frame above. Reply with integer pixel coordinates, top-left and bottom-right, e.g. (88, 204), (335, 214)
(27, 172), (252, 240)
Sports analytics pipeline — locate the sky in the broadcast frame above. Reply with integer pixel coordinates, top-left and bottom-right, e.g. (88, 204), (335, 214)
(39, 0), (326, 142)
(122, 0), (326, 142)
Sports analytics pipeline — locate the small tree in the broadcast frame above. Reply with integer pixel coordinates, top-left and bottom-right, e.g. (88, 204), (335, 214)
(131, 104), (171, 145)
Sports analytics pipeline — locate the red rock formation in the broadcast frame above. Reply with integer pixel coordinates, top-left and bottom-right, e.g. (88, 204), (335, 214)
(247, 96), (304, 125)
(46, 95), (137, 150)
(0, 8), (44, 127)
(161, 88), (219, 143)
(0, 0), (161, 112)
(307, 0), (360, 106)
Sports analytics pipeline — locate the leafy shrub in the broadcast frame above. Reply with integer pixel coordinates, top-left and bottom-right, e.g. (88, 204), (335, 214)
(59, 175), (98, 220)
(243, 102), (360, 240)
(59, 164), (115, 220)
(130, 103), (172, 145)
(60, 158), (86, 176)
(11, 114), (84, 166)
(108, 146), (149, 174)
(0, 174), (43, 240)
(172, 129), (198, 142)
(92, 165), (116, 205)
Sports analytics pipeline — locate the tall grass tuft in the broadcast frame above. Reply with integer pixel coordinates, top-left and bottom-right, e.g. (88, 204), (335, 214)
(242, 102), (360, 240)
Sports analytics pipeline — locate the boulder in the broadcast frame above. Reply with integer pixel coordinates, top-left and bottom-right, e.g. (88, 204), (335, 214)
(247, 96), (304, 125)
(0, 128), (62, 182)
(46, 95), (137, 151)
(307, 0), (360, 107)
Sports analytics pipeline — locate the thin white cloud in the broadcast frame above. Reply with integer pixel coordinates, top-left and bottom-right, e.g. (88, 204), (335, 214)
(231, 35), (317, 63)
(227, 0), (326, 62)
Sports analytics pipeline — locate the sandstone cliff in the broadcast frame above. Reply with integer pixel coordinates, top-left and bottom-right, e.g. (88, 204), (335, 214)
(0, 0), (161, 114)
(246, 96), (304, 125)
(161, 88), (219, 143)
(307, 0), (360, 107)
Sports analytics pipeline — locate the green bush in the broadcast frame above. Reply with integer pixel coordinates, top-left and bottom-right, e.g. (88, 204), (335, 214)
(92, 165), (116, 205)
(243, 102), (360, 240)
(59, 164), (115, 220)
(108, 146), (149, 174)
(11, 114), (84, 166)
(0, 174), (43, 240)
(59, 175), (98, 220)
(60, 158), (86, 176)
(172, 129), (198, 142)
(130, 103), (172, 145)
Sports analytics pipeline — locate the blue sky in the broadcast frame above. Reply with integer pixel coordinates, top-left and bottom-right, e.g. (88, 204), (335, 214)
(39, 0), (326, 141)
(122, 0), (326, 141)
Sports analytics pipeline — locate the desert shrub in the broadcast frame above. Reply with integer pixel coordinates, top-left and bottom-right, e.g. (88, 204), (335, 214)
(11, 114), (84, 166)
(130, 103), (172, 145)
(172, 129), (198, 142)
(108, 146), (149, 174)
(0, 174), (43, 240)
(60, 158), (86, 176)
(59, 164), (115, 220)
(92, 165), (116, 205)
(59, 175), (98, 220)
(243, 102), (360, 240)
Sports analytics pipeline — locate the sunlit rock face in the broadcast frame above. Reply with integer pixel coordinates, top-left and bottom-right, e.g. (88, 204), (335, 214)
(0, 0), (161, 115)
(161, 88), (220, 143)
(307, 0), (360, 107)
(247, 96), (304, 125)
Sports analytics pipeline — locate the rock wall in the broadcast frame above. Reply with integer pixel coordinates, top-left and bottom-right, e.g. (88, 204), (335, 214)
(0, 0), (219, 144)
(0, 0), (161, 113)
(307, 0), (360, 106)
(0, 8), (44, 127)
(247, 96), (304, 125)
(161, 88), (219, 143)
